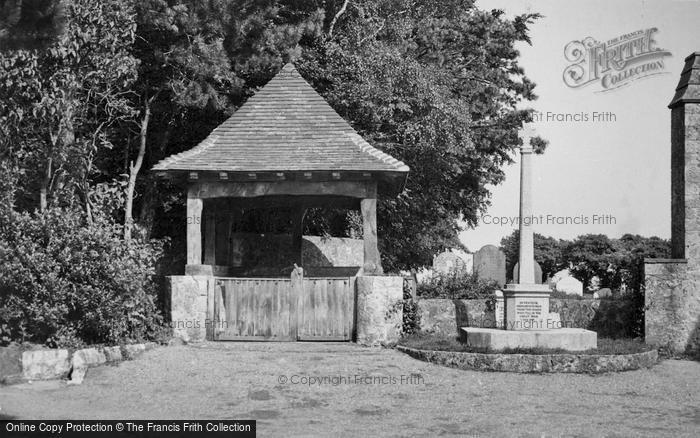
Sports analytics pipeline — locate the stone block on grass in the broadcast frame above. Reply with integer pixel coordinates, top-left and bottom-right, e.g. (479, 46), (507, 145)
(21, 349), (71, 381)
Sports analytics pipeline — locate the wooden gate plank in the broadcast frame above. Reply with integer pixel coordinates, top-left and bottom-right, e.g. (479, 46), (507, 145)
(212, 273), (353, 342)
(297, 277), (355, 341)
(215, 277), (294, 341)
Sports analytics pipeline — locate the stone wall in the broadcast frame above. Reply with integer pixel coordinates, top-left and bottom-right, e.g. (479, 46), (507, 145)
(416, 299), (493, 336)
(644, 259), (700, 353)
(416, 298), (637, 338)
(227, 233), (362, 275)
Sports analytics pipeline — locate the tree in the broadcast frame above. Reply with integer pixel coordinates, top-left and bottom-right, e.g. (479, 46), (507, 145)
(3, 0), (546, 272)
(561, 234), (616, 289)
(122, 0), (543, 268)
(296, 0), (544, 270)
(500, 229), (567, 281)
(561, 233), (671, 291)
(0, 0), (66, 50)
(0, 0), (138, 217)
(122, 0), (325, 239)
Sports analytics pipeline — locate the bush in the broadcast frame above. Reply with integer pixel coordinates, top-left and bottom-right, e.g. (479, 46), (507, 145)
(0, 206), (168, 348)
(417, 272), (498, 300)
(402, 278), (420, 335)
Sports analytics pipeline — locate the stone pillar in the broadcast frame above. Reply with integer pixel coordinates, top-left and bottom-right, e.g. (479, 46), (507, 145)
(356, 276), (403, 346)
(164, 275), (213, 342)
(645, 52), (700, 354)
(361, 186), (383, 274)
(518, 142), (535, 284)
(670, 52), (700, 265)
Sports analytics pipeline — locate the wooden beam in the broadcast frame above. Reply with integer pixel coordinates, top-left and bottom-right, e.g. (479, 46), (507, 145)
(229, 195), (359, 211)
(361, 197), (383, 275)
(186, 187), (203, 265)
(190, 181), (375, 199)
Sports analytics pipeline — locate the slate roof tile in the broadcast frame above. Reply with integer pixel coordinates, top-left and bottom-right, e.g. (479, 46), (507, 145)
(152, 63), (409, 174)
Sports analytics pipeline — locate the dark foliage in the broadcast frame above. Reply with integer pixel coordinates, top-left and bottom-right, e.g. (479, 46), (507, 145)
(417, 272), (498, 300)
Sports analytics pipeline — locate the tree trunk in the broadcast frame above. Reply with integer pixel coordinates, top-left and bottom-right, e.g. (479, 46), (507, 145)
(138, 120), (173, 239)
(39, 157), (52, 212)
(124, 100), (151, 241)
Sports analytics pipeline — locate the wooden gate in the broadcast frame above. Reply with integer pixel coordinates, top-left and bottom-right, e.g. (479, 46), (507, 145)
(213, 270), (355, 341)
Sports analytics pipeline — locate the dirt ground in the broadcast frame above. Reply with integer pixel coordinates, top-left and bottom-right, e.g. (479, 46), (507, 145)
(1, 342), (699, 437)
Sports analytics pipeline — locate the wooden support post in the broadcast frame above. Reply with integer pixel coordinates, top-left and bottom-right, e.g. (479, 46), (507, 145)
(186, 187), (203, 266)
(290, 265), (304, 340)
(204, 202), (216, 265)
(216, 212), (231, 266)
(227, 208), (242, 266)
(291, 207), (306, 266)
(361, 197), (383, 275)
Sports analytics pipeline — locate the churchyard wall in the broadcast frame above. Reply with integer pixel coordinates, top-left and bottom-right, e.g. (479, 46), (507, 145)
(416, 298), (637, 338)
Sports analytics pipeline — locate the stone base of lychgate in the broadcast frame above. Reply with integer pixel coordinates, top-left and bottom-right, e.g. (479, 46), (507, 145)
(355, 276), (404, 347)
(164, 275), (213, 343)
(644, 259), (700, 354)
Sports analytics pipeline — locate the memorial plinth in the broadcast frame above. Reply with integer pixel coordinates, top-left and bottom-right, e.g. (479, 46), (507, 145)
(503, 283), (553, 330)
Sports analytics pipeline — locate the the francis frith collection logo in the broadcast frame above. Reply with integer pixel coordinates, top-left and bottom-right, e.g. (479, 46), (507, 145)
(563, 28), (672, 92)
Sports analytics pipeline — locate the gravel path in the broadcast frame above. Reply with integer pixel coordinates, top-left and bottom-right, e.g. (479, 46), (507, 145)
(1, 342), (699, 437)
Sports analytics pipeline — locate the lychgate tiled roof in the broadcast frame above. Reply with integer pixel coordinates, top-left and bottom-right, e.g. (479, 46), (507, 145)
(153, 63), (409, 175)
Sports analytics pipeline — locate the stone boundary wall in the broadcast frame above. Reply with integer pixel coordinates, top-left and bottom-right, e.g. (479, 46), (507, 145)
(0, 342), (157, 385)
(416, 298), (636, 338)
(396, 345), (658, 374)
(644, 259), (700, 353)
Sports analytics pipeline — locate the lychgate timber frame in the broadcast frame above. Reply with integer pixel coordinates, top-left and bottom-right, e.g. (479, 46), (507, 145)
(154, 63), (409, 341)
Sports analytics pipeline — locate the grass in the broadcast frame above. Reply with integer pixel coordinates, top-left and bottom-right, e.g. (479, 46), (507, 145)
(549, 291), (585, 300)
(398, 332), (655, 355)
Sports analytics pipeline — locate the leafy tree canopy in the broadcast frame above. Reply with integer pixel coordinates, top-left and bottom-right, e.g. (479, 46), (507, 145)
(2, 0), (545, 272)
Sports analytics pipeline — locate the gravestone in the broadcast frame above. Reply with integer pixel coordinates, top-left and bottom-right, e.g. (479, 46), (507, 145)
(474, 245), (506, 286)
(594, 287), (612, 299)
(512, 261), (543, 284)
(549, 269), (570, 287)
(433, 250), (472, 276)
(555, 276), (583, 296)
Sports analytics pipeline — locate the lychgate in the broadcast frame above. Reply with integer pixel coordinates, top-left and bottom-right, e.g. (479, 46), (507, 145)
(155, 63), (408, 344)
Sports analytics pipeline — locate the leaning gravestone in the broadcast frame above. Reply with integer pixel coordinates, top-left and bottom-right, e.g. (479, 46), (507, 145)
(474, 244), (506, 286)
(594, 287), (612, 299)
(433, 250), (471, 276)
(512, 261), (543, 284)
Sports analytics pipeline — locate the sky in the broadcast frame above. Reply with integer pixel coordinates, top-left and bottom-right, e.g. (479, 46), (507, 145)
(460, 0), (700, 251)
